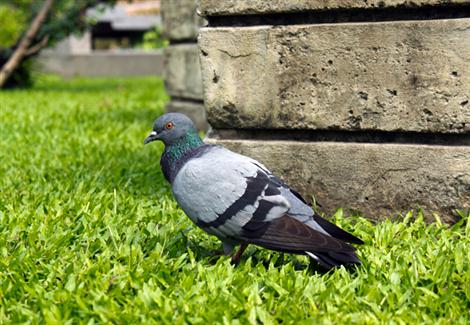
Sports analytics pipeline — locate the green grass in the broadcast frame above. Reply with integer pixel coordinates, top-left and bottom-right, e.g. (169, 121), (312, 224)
(1, 76), (469, 324)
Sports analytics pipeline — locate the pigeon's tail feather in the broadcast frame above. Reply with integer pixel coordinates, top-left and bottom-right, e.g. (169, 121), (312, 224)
(312, 213), (364, 245)
(306, 250), (361, 270)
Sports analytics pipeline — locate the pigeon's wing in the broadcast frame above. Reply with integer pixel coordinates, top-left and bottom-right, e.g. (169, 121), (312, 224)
(242, 214), (356, 253)
(253, 161), (364, 245)
(240, 212), (362, 269)
(172, 147), (291, 240)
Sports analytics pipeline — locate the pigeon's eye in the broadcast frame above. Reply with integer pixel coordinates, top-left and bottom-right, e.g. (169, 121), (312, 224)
(165, 122), (174, 130)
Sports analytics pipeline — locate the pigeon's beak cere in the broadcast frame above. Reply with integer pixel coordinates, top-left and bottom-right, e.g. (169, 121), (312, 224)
(144, 131), (159, 145)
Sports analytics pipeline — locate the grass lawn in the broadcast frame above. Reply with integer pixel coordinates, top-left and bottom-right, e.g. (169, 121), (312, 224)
(0, 75), (469, 324)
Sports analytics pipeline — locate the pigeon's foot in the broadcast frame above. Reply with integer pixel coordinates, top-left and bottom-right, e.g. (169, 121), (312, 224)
(231, 243), (248, 264)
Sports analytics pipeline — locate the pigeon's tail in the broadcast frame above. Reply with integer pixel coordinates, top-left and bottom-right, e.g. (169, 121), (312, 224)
(306, 213), (363, 269)
(312, 213), (364, 245)
(242, 213), (363, 270)
(306, 250), (361, 270)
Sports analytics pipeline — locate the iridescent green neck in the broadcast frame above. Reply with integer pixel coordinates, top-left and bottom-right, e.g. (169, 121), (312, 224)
(164, 131), (204, 163)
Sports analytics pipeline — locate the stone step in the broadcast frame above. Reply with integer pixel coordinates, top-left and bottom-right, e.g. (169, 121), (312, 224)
(205, 138), (470, 222)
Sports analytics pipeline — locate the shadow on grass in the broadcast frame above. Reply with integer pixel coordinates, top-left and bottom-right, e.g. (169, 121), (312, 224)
(183, 236), (342, 275)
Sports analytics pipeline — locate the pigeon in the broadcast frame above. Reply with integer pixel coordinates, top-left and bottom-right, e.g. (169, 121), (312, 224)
(144, 113), (364, 269)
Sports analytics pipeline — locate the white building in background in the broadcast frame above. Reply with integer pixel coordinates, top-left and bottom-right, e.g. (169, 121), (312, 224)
(39, 0), (164, 77)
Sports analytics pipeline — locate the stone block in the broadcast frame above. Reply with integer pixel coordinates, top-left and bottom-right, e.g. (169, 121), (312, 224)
(164, 44), (203, 100)
(166, 100), (207, 131)
(161, 0), (205, 40)
(199, 19), (470, 132)
(205, 138), (470, 222)
(199, 0), (470, 16)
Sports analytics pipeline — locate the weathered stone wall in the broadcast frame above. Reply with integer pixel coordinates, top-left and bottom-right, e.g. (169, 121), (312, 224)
(198, 0), (470, 222)
(161, 0), (207, 130)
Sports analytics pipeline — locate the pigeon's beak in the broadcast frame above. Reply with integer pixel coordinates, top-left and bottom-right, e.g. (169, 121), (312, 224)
(144, 131), (159, 145)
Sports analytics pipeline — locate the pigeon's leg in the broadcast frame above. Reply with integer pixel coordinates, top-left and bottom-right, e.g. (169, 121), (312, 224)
(231, 243), (248, 264)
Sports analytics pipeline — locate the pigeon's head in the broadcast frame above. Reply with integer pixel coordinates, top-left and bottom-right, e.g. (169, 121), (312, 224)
(144, 113), (198, 146)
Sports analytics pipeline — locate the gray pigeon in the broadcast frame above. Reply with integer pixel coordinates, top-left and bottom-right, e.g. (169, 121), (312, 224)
(144, 113), (363, 269)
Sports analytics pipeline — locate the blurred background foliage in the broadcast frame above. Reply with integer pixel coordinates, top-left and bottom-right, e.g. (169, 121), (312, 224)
(0, 0), (115, 88)
(138, 26), (168, 50)
(0, 2), (28, 49)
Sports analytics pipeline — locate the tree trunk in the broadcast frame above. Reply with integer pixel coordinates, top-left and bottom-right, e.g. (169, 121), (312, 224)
(0, 0), (54, 88)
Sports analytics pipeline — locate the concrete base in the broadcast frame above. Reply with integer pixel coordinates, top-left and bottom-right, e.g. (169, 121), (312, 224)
(206, 138), (470, 222)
